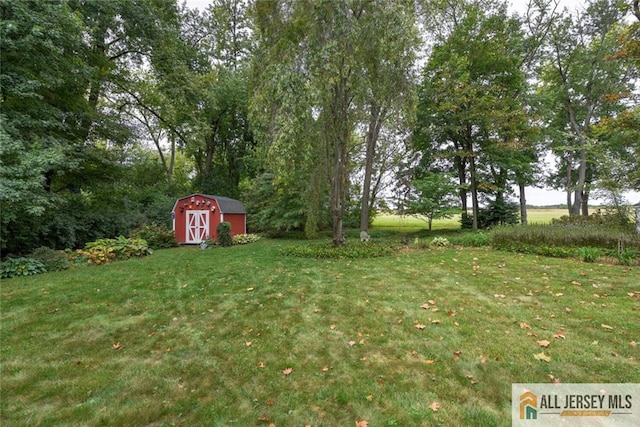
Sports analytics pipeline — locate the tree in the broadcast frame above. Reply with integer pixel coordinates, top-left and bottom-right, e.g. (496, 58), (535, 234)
(1, 0), (186, 253)
(253, 0), (419, 245)
(539, 0), (637, 216)
(414, 1), (527, 229)
(356, 1), (419, 235)
(1, 0), (89, 251)
(408, 171), (459, 231)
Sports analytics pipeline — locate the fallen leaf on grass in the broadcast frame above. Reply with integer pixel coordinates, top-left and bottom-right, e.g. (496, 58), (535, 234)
(537, 340), (550, 348)
(421, 303), (430, 309)
(571, 281), (582, 286)
(330, 324), (337, 330)
(429, 401), (440, 411)
(425, 359), (435, 364)
(453, 350), (462, 362)
(428, 299), (436, 305)
(494, 294), (506, 299)
(355, 421), (369, 427)
(431, 319), (441, 324)
(283, 368), (293, 375)
(366, 394), (373, 401)
(415, 324), (426, 330)
(554, 331), (566, 339)
(322, 366), (330, 372)
(601, 324), (613, 330)
(258, 361), (265, 368)
(112, 342), (122, 350)
(348, 340), (356, 347)
(534, 352), (551, 362)
(246, 341), (253, 347)
(520, 322), (531, 329)
(631, 341), (638, 347)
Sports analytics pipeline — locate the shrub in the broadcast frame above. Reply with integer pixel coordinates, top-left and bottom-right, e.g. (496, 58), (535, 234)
(29, 247), (70, 272)
(281, 241), (397, 259)
(430, 237), (450, 247)
(578, 247), (600, 263)
(130, 223), (178, 249)
(448, 232), (491, 247)
(491, 224), (640, 251)
(551, 209), (633, 232)
(1, 257), (46, 278)
(462, 200), (519, 229)
(76, 236), (152, 265)
(216, 222), (233, 247)
(232, 234), (261, 245)
(615, 249), (637, 266)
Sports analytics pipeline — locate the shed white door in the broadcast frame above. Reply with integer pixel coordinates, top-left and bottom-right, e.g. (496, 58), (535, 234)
(186, 210), (209, 243)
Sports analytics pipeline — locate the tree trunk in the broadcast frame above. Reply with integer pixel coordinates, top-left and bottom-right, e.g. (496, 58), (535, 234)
(565, 153), (573, 215)
(469, 152), (479, 230)
(581, 187), (589, 216)
(519, 182), (527, 225)
(360, 102), (384, 233)
(454, 155), (468, 222)
(168, 133), (176, 185)
(329, 73), (351, 247)
(571, 147), (587, 216)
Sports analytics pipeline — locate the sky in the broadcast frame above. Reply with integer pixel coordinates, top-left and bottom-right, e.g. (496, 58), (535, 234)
(183, 0), (639, 206)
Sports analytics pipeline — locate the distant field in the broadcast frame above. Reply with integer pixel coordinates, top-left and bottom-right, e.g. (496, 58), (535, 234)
(372, 208), (568, 232)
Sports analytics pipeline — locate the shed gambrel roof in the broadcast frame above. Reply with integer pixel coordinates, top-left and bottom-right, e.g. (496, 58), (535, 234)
(173, 193), (246, 214)
(207, 195), (246, 214)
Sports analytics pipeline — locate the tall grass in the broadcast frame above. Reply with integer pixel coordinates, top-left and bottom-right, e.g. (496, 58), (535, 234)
(492, 224), (640, 252)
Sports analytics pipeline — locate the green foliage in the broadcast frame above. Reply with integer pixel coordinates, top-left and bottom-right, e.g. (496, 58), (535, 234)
(231, 234), (261, 245)
(615, 249), (637, 266)
(216, 222), (233, 247)
(462, 200), (519, 229)
(430, 237), (450, 247)
(0, 257), (46, 279)
(240, 172), (311, 236)
(551, 209), (633, 232)
(29, 247), (71, 272)
(492, 223), (640, 262)
(492, 224), (640, 251)
(408, 172), (459, 231)
(77, 236), (151, 265)
(578, 247), (600, 263)
(130, 223), (178, 249)
(447, 232), (491, 247)
(280, 241), (397, 260)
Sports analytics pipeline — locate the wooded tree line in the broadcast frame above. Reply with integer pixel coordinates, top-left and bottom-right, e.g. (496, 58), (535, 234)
(1, 0), (638, 253)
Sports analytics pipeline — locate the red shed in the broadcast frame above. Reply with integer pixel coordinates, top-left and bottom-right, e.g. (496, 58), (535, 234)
(172, 194), (247, 244)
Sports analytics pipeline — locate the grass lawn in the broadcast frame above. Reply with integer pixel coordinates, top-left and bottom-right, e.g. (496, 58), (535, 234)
(2, 239), (639, 426)
(373, 208), (568, 233)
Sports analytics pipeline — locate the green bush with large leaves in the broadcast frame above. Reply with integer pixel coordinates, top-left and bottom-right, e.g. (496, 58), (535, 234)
(76, 236), (152, 266)
(0, 257), (46, 279)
